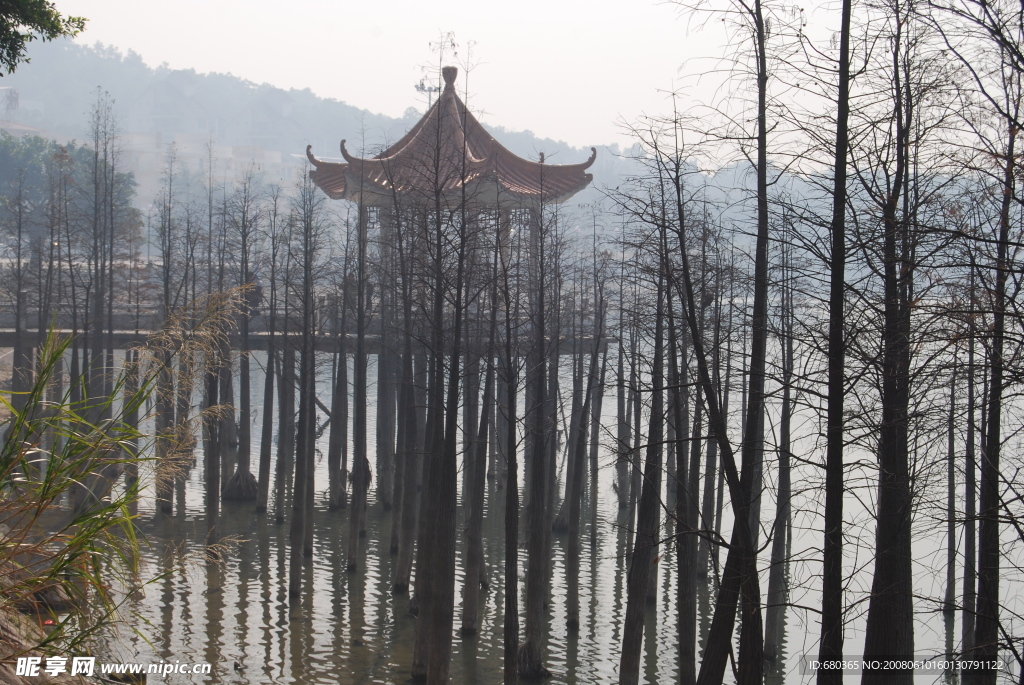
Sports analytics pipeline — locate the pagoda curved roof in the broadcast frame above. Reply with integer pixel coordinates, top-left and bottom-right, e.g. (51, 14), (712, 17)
(307, 66), (595, 206)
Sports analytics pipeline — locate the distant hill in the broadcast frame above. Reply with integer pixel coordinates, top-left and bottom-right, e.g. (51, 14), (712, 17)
(3, 41), (410, 154)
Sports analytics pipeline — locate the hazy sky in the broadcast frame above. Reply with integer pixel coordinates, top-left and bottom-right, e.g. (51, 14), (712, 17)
(55, 0), (747, 149)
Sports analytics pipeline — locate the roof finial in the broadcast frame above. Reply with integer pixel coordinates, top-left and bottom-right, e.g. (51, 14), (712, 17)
(442, 66), (458, 88)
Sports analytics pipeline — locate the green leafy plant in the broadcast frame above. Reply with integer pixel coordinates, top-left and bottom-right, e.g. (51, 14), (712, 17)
(0, 331), (145, 655)
(0, 0), (86, 75)
(0, 290), (240, 659)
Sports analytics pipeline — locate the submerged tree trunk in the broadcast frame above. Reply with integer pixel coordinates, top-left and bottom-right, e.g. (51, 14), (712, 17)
(223, 342), (258, 501)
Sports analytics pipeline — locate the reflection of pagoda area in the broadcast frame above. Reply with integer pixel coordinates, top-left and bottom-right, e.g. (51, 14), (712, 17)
(306, 65), (595, 262)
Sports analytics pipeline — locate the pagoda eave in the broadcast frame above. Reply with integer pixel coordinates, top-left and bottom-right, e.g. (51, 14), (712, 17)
(316, 174), (590, 207)
(308, 148), (593, 206)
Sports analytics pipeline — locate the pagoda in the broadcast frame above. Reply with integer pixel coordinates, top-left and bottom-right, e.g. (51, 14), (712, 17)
(305, 66), (596, 208)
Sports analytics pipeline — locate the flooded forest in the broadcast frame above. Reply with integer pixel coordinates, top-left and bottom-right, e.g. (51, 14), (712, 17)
(3, 1), (1024, 684)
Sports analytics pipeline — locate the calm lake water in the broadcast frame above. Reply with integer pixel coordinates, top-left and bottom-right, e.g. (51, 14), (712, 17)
(99, 351), (1023, 684)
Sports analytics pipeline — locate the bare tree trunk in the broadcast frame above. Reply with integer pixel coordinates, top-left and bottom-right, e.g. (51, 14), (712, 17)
(348, 204), (369, 573)
(328, 313), (349, 511)
(674, 288), (698, 685)
(204, 354), (220, 545)
(615, 311), (630, 510)
(174, 349), (192, 516)
(568, 298), (602, 630)
(256, 347), (274, 513)
(291, 172), (320, 592)
(861, 22), (915, 680)
(589, 346), (607, 548)
(378, 216), (398, 514)
(963, 259), (977, 653)
(289, 341), (309, 589)
(503, 345), (521, 683)
(289, 345), (310, 599)
(275, 346), (295, 525)
(500, 207), (521, 685)
(463, 344), (481, 510)
(124, 349), (140, 489)
(554, 331), (584, 533)
(765, 247), (794, 663)
(943, 366), (957, 615)
(970, 123), (1015, 685)
(410, 344), (442, 676)
(224, 305), (257, 499)
(518, 204), (551, 680)
(392, 344), (419, 592)
(378, 346), (397, 513)
(618, 273), (664, 685)
(422, 161), (472, 683)
(707, 287), (734, 585)
(339, 341), (350, 509)
(818, 0), (852, 676)
(462, 241), (499, 635)
(412, 180), (453, 679)
(698, 289), (723, 582)
(669, 176), (761, 685)
(218, 352), (236, 487)
(155, 355), (175, 514)
(390, 350), (405, 555)
(625, 319), (641, 559)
